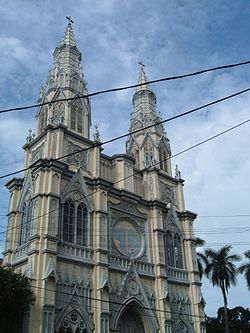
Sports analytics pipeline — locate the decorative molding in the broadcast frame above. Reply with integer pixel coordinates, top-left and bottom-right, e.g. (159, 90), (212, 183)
(159, 181), (175, 204)
(65, 140), (88, 169)
(61, 167), (94, 212)
(30, 142), (45, 164)
(110, 261), (159, 332)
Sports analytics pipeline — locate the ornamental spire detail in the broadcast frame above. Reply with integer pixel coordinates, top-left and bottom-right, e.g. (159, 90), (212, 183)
(126, 67), (171, 173)
(36, 21), (91, 139)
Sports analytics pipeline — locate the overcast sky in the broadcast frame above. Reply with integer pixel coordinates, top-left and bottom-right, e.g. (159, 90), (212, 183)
(0, 0), (249, 317)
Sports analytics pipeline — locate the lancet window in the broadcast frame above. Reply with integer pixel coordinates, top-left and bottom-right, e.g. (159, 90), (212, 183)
(40, 107), (48, 132)
(51, 102), (65, 125)
(144, 140), (154, 168)
(62, 199), (88, 246)
(164, 230), (183, 268)
(70, 105), (83, 134)
(159, 145), (168, 172)
(19, 200), (33, 245)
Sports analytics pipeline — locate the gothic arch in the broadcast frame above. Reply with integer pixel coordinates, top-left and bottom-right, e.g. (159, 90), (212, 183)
(110, 262), (159, 332)
(56, 307), (93, 333)
(110, 297), (158, 333)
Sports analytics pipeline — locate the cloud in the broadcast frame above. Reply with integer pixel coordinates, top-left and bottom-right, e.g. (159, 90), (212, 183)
(0, 0), (249, 316)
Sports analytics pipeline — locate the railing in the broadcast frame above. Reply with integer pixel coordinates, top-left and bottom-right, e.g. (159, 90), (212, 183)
(167, 267), (189, 281)
(109, 254), (154, 275)
(13, 243), (30, 263)
(58, 243), (94, 262)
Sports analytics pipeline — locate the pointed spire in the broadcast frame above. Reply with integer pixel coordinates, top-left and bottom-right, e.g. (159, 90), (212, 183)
(131, 65), (157, 117)
(136, 65), (149, 92)
(60, 23), (77, 47)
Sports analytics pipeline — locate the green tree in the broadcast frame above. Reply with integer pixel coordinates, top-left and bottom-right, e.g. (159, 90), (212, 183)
(238, 250), (250, 291)
(194, 237), (208, 279)
(0, 267), (34, 332)
(204, 245), (241, 333)
(206, 306), (250, 333)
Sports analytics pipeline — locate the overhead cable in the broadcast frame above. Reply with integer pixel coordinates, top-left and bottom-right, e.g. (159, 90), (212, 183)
(1, 87), (250, 180)
(1, 59), (250, 114)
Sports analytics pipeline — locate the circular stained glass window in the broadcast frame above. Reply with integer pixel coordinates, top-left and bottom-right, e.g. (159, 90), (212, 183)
(112, 220), (142, 257)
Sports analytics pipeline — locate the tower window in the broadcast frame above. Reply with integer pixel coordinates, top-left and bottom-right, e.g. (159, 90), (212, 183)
(40, 107), (48, 132)
(19, 200), (33, 246)
(70, 105), (83, 134)
(144, 140), (155, 167)
(159, 146), (168, 172)
(62, 199), (88, 246)
(76, 203), (87, 246)
(164, 231), (183, 268)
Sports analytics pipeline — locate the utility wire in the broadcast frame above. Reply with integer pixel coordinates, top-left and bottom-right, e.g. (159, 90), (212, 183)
(1, 87), (250, 180)
(30, 284), (206, 322)
(1, 59), (250, 114)
(0, 117), (249, 237)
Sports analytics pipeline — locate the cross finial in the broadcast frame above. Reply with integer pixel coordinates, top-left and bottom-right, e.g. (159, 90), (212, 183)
(66, 16), (74, 24)
(138, 61), (145, 68)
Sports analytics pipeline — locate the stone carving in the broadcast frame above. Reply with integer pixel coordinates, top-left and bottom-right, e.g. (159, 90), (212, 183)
(26, 129), (36, 143)
(109, 261), (159, 332)
(66, 140), (88, 169)
(30, 143), (45, 164)
(159, 181), (175, 204)
(175, 164), (181, 179)
(93, 124), (100, 142)
(163, 207), (181, 230)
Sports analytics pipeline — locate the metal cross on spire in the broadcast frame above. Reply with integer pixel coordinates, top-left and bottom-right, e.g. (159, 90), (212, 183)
(66, 16), (74, 24)
(138, 61), (145, 68)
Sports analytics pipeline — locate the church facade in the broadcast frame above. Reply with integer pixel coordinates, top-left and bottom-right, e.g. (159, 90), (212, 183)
(3, 23), (206, 333)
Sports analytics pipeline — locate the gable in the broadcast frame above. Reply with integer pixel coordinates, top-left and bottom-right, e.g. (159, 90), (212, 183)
(61, 167), (94, 211)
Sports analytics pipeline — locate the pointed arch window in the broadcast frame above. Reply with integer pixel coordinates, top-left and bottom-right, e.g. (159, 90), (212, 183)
(62, 200), (88, 246)
(76, 203), (88, 246)
(174, 233), (183, 268)
(72, 77), (78, 91)
(159, 145), (168, 172)
(40, 107), (48, 132)
(70, 105), (83, 134)
(144, 140), (154, 167)
(19, 200), (33, 246)
(62, 200), (75, 243)
(164, 231), (183, 268)
(52, 102), (65, 125)
(60, 74), (64, 87)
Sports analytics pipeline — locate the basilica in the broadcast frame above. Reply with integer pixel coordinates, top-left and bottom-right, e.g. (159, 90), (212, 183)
(3, 22), (206, 333)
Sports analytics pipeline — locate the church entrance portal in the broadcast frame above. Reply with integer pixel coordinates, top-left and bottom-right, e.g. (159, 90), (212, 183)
(117, 308), (145, 333)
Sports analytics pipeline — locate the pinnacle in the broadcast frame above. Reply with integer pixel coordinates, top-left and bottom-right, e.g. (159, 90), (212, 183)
(60, 23), (77, 47)
(136, 66), (149, 92)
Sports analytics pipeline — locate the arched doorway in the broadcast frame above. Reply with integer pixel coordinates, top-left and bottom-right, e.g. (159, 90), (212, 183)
(117, 308), (145, 333)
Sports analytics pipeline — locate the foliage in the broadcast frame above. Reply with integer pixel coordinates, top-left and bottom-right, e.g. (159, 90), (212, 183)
(238, 250), (250, 291)
(194, 237), (208, 279)
(206, 306), (250, 333)
(203, 245), (241, 333)
(0, 267), (34, 332)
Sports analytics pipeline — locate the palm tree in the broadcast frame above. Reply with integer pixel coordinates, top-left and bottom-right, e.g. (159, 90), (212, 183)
(204, 245), (241, 333)
(238, 250), (250, 291)
(194, 237), (208, 279)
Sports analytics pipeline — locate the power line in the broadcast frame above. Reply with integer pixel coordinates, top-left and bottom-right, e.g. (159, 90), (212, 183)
(0, 118), (249, 237)
(29, 284), (206, 322)
(1, 59), (250, 115)
(1, 87), (250, 180)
